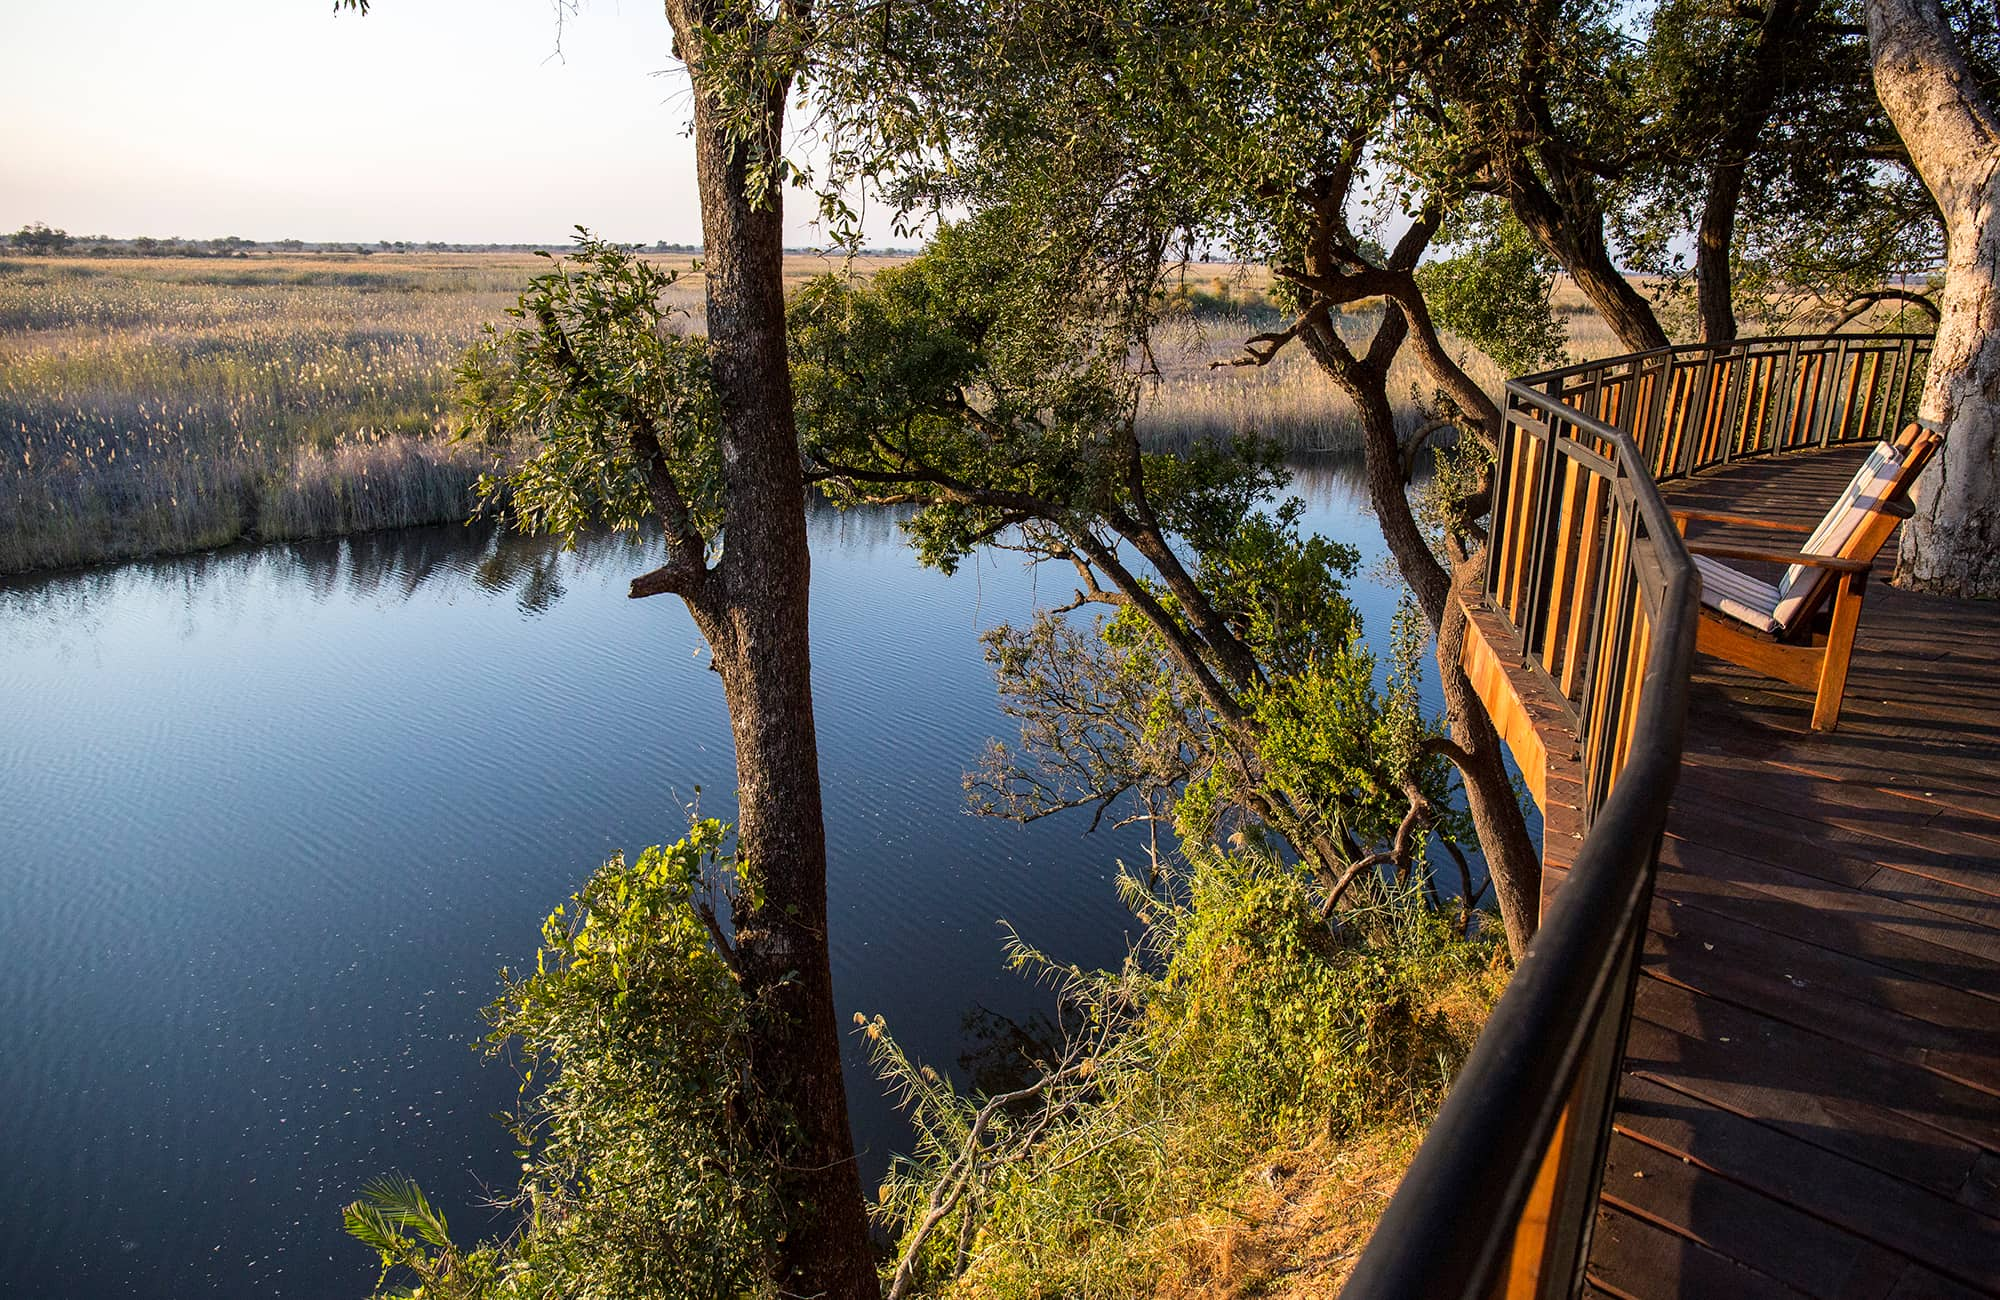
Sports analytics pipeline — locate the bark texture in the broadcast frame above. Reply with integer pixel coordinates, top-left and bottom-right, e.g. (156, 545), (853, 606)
(1694, 175), (1742, 344)
(1506, 162), (1674, 355)
(661, 4), (880, 1295)
(1867, 0), (2000, 595)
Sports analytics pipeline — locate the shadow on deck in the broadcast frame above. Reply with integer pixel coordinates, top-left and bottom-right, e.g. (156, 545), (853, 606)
(1586, 449), (2000, 1298)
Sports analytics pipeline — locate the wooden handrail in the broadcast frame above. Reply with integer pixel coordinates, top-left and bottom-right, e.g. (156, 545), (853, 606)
(1342, 332), (1930, 1299)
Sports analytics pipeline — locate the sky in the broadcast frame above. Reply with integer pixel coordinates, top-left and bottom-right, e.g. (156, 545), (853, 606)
(2, 0), (883, 247)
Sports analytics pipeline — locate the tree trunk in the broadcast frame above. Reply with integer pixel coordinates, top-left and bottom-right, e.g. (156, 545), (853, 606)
(668, 4), (882, 1295)
(1507, 166), (1674, 355)
(1435, 558), (1544, 951)
(1301, 311), (1543, 957)
(1694, 0), (1816, 343)
(1694, 169), (1743, 343)
(1867, 0), (2000, 596)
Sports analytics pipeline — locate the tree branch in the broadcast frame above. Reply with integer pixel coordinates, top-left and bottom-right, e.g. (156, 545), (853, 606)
(1317, 784), (1432, 918)
(529, 304), (713, 599)
(1827, 287), (1942, 333)
(693, 896), (741, 976)
(1213, 313), (1309, 369)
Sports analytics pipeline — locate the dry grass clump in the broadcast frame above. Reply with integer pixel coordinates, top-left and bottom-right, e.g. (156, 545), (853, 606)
(1143, 971), (1501, 1299)
(1146, 1124), (1424, 1299)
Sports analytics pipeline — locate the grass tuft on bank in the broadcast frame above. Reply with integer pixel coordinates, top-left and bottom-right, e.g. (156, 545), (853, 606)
(868, 848), (1505, 1299)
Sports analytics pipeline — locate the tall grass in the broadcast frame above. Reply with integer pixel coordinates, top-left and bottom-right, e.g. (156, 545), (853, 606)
(1138, 300), (1501, 454)
(1135, 270), (1644, 457)
(0, 251), (1622, 575)
(1140, 308), (1357, 452)
(0, 255), (528, 573)
(0, 251), (925, 574)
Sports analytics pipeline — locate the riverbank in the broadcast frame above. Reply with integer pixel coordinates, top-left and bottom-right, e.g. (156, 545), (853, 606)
(868, 853), (1507, 1300)
(0, 253), (1396, 576)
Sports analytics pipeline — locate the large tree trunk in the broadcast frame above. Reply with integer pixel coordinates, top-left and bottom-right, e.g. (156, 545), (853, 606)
(1301, 311), (1543, 957)
(668, 4), (881, 1296)
(1867, 0), (2000, 596)
(1507, 164), (1674, 355)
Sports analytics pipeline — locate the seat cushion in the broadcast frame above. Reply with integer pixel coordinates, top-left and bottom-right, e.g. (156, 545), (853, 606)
(1771, 441), (1905, 630)
(1693, 553), (1785, 634)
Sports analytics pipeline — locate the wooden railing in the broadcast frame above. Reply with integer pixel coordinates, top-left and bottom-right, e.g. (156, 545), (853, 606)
(1342, 333), (1928, 1299)
(1520, 334), (1931, 486)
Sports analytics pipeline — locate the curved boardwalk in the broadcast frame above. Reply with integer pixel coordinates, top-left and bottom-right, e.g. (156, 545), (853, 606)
(1585, 449), (2000, 1299)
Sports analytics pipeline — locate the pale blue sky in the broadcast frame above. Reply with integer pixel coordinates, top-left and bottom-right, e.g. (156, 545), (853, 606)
(3, 0), (872, 246)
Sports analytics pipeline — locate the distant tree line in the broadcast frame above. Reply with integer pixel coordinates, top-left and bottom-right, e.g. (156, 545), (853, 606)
(1, 228), (490, 257)
(4, 226), (262, 257)
(0, 226), (916, 259)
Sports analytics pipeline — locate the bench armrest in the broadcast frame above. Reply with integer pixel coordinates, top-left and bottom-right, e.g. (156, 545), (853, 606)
(1685, 540), (1872, 574)
(1671, 508), (1812, 533)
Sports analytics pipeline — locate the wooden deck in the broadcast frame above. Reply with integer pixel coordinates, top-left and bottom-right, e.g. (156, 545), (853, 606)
(1584, 449), (2000, 1299)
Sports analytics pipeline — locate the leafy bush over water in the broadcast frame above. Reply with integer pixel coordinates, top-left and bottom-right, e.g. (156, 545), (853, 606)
(347, 821), (785, 1300)
(348, 827), (1501, 1298)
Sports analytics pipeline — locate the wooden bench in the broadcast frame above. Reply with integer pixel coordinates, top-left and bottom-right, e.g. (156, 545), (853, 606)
(1672, 422), (1941, 732)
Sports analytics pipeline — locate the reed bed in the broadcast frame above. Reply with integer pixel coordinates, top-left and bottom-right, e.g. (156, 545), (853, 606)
(1141, 308), (1351, 452)
(0, 255), (529, 573)
(0, 252), (1616, 575)
(0, 252), (939, 573)
(1135, 266), (1641, 454)
(1138, 271), (1511, 455)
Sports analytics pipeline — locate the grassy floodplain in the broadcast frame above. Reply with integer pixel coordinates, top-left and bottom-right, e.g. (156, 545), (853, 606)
(0, 250), (1616, 576)
(0, 253), (497, 574)
(0, 251), (886, 574)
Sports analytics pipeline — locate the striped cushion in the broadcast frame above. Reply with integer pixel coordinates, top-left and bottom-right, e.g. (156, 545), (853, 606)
(1770, 441), (1905, 630)
(1693, 554), (1785, 633)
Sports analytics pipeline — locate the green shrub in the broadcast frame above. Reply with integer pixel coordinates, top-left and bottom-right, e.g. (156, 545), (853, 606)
(345, 821), (782, 1300)
(869, 848), (1505, 1299)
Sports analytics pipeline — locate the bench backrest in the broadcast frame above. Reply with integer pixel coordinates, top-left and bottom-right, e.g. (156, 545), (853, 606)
(1772, 423), (1941, 634)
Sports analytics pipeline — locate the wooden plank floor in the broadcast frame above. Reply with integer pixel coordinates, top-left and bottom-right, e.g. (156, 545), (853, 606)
(1585, 449), (2000, 1300)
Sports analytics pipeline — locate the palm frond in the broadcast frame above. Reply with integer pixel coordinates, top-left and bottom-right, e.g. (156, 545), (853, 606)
(353, 1173), (454, 1250)
(341, 1198), (411, 1256)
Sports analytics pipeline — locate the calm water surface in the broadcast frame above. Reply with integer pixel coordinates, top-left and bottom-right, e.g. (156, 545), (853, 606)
(0, 461), (1424, 1299)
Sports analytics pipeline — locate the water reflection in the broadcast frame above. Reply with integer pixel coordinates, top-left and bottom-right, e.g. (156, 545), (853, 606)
(956, 1004), (1067, 1099)
(3, 454), (1373, 639)
(0, 521), (650, 628)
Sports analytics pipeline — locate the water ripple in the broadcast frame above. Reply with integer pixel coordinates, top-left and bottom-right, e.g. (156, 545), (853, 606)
(0, 470), (1399, 1299)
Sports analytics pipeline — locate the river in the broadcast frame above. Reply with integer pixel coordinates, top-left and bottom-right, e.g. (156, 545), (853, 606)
(0, 458), (1439, 1299)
